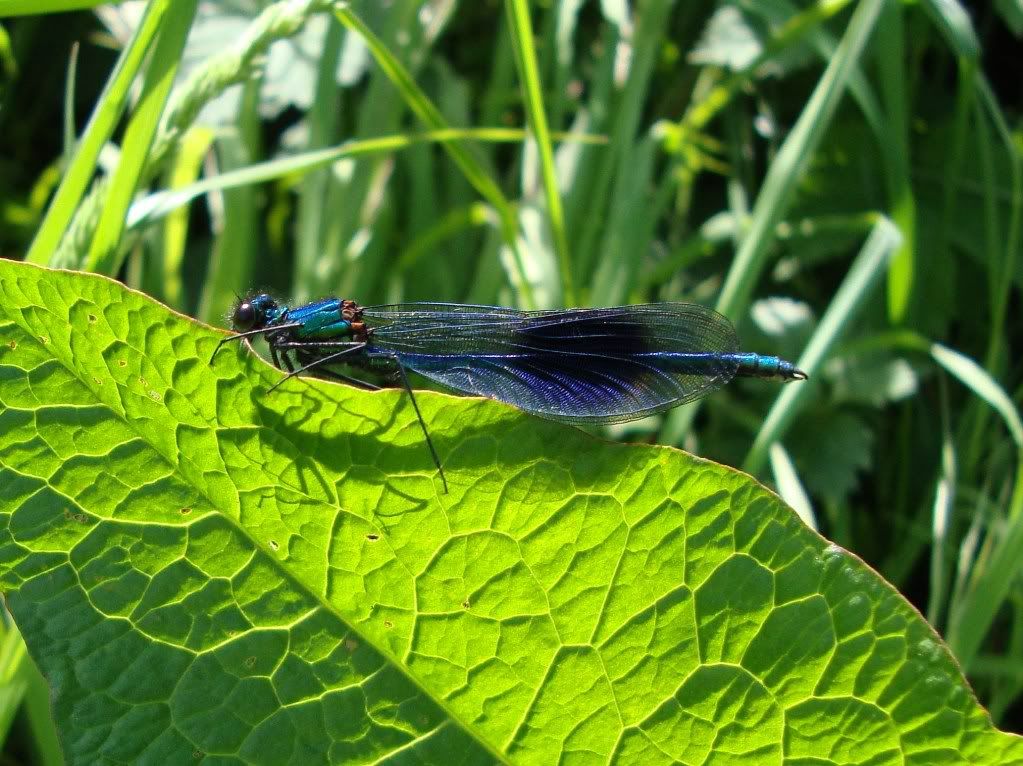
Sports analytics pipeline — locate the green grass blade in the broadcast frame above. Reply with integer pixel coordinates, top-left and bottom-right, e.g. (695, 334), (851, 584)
(129, 129), (600, 230)
(591, 134), (660, 305)
(920, 0), (981, 58)
(715, 0), (885, 321)
(0, 620), (62, 766)
(959, 76), (1023, 471)
(678, 0), (858, 138)
(24, 0), (169, 264)
(61, 41), (78, 160)
(198, 130), (258, 325)
(0, 625), (28, 744)
(293, 16), (343, 302)
(333, 5), (536, 308)
(926, 377), (956, 627)
(395, 202), (496, 275)
(769, 443), (818, 531)
(504, 0), (574, 305)
(743, 215), (901, 475)
(85, 0), (198, 275)
(939, 341), (1023, 669)
(559, 22), (617, 260)
(875, 0), (916, 323)
(576, 0), (677, 285)
(20, 653), (63, 766)
(160, 126), (213, 310)
(0, 0), (103, 14)
(930, 345), (1023, 452)
(661, 0), (886, 444)
(976, 75), (1022, 364)
(41, 1), (331, 273)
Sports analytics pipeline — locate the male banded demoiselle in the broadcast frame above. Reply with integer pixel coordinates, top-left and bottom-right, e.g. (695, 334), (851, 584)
(213, 296), (807, 491)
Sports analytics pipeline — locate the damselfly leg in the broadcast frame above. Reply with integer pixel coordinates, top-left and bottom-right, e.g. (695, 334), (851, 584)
(267, 342), (448, 491)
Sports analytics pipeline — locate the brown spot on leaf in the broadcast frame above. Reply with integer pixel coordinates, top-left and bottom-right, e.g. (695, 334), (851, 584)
(118, 359), (127, 367)
(384, 620), (393, 629)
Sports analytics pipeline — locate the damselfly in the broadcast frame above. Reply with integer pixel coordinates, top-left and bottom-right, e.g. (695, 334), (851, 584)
(212, 296), (807, 491)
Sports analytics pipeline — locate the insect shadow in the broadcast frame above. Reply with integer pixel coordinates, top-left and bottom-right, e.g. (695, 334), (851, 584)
(243, 369), (593, 503)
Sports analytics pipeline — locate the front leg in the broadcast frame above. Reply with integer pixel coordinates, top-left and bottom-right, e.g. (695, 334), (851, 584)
(269, 344), (298, 375)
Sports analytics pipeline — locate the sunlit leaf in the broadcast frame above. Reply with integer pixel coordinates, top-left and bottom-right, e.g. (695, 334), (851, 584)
(1, 261), (1020, 762)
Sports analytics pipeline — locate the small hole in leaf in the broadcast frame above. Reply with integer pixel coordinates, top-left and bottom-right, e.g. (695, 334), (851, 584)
(180, 507), (191, 515)
(384, 620), (393, 629)
(462, 600), (470, 609)
(269, 540), (279, 551)
(7, 340), (15, 350)
(366, 534), (379, 541)
(88, 314), (97, 323)
(39, 335), (48, 344)
(118, 359), (127, 367)
(139, 377), (147, 386)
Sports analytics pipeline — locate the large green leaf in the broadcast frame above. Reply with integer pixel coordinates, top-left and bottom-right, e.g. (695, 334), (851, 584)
(0, 260), (1019, 763)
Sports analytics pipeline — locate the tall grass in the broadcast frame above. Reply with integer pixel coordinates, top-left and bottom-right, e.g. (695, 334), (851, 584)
(2, 0), (1022, 751)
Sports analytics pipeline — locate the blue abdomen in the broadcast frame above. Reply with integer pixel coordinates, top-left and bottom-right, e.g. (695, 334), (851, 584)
(728, 352), (806, 380)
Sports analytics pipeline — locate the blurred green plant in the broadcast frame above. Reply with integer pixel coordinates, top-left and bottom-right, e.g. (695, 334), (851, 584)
(1, 0), (1022, 757)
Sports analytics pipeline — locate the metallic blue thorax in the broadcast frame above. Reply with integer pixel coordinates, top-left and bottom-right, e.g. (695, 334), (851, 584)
(285, 299), (354, 340)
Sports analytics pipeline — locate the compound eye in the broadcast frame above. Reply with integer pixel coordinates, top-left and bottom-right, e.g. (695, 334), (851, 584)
(233, 302), (257, 331)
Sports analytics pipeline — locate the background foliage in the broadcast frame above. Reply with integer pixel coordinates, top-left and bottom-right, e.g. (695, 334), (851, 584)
(1, 0), (1022, 760)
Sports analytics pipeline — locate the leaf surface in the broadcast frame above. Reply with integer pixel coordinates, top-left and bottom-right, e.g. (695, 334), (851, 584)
(0, 261), (1019, 764)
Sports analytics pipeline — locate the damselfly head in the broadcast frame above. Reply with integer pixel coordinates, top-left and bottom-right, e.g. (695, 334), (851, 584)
(231, 293), (279, 332)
